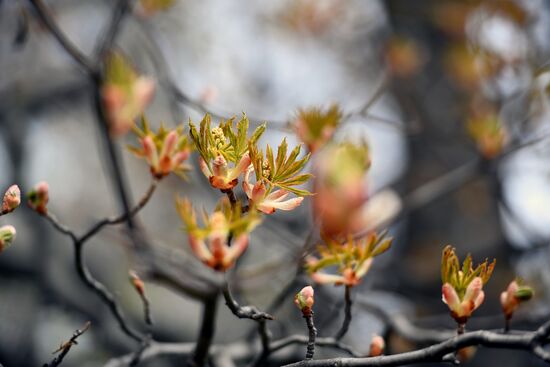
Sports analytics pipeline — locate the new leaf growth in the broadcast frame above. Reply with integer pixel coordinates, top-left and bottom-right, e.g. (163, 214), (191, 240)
(441, 245), (496, 325)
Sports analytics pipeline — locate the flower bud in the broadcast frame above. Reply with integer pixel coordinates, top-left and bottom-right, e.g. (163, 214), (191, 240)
(27, 181), (49, 214)
(129, 270), (145, 296)
(0, 225), (16, 253)
(294, 286), (315, 316)
(457, 346), (477, 363)
(500, 280), (534, 320)
(2, 184), (21, 214)
(368, 334), (385, 357)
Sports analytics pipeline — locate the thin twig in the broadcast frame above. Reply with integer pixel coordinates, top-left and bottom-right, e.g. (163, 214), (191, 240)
(335, 286), (352, 340)
(79, 181), (157, 243)
(74, 242), (143, 342)
(44, 213), (78, 242)
(43, 321), (91, 367)
(304, 312), (317, 360)
(223, 283), (273, 321)
(27, 0), (97, 74)
(39, 182), (157, 342)
(94, 0), (132, 62)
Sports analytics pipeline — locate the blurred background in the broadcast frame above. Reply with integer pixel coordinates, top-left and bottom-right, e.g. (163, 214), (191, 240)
(2, 0), (550, 366)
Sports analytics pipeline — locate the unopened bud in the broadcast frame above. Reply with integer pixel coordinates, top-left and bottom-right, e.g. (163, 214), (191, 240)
(514, 286), (534, 301)
(457, 346), (477, 363)
(368, 334), (385, 357)
(0, 225), (16, 253)
(2, 185), (21, 214)
(129, 270), (145, 296)
(294, 286), (315, 315)
(27, 181), (49, 214)
(501, 280), (534, 320)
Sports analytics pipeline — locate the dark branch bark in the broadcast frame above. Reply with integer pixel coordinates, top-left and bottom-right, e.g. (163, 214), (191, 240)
(75, 242), (144, 342)
(282, 327), (550, 367)
(335, 286), (352, 340)
(192, 295), (219, 367)
(43, 321), (91, 367)
(223, 283), (273, 321)
(304, 313), (317, 360)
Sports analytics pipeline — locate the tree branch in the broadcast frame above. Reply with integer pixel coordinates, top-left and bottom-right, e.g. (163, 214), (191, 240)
(74, 242), (144, 342)
(334, 285), (352, 340)
(27, 0), (97, 75)
(223, 283), (273, 321)
(43, 321), (91, 367)
(192, 295), (219, 367)
(281, 327), (550, 367)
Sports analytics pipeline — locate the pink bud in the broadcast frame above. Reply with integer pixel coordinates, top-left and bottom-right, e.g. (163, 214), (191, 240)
(27, 181), (49, 214)
(368, 335), (385, 357)
(0, 225), (16, 253)
(500, 280), (533, 320)
(160, 130), (178, 159)
(142, 136), (158, 166)
(2, 184), (21, 214)
(295, 286), (315, 315)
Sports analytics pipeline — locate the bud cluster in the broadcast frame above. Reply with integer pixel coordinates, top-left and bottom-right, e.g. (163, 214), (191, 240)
(27, 181), (49, 215)
(176, 197), (260, 271)
(441, 245), (496, 324)
(129, 117), (192, 179)
(306, 232), (392, 287)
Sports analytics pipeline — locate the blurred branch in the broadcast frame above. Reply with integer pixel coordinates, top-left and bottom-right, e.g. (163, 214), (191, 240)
(43, 321), (91, 367)
(192, 295), (219, 367)
(27, 0), (97, 75)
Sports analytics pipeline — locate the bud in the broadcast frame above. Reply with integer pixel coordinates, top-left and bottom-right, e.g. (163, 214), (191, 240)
(27, 181), (49, 214)
(500, 279), (534, 320)
(368, 334), (385, 357)
(294, 286), (315, 316)
(457, 346), (477, 363)
(2, 184), (21, 214)
(129, 270), (145, 296)
(0, 225), (16, 253)
(441, 246), (495, 325)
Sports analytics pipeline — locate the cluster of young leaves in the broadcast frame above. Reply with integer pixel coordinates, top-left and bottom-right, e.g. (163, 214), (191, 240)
(441, 245), (496, 299)
(189, 113), (265, 170)
(176, 196), (260, 240)
(294, 104), (342, 152)
(128, 116), (193, 178)
(249, 138), (312, 196)
(296, 104), (342, 137)
(306, 232), (392, 286)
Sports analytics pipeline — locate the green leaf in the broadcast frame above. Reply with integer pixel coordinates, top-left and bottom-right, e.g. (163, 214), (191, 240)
(276, 185), (312, 196)
(250, 122), (266, 145)
(371, 238), (392, 257)
(278, 173), (313, 187)
(275, 138), (288, 177)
